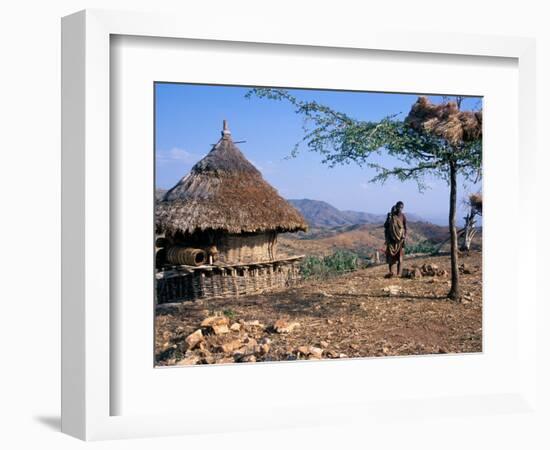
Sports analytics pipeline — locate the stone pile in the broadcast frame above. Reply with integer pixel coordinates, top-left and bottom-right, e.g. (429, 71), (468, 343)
(402, 263), (447, 278)
(176, 315), (346, 365)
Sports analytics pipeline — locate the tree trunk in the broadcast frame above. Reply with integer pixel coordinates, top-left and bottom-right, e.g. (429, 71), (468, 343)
(460, 211), (477, 252)
(448, 161), (461, 300)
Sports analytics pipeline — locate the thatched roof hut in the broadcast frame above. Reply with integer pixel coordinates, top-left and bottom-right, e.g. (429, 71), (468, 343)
(405, 96), (482, 145)
(156, 121), (308, 238)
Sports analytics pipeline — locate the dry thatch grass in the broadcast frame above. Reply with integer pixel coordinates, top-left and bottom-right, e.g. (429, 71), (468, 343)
(406, 96), (482, 145)
(469, 192), (483, 214)
(156, 132), (308, 237)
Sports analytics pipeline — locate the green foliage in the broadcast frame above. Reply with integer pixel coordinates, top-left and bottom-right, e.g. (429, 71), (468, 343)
(246, 88), (482, 192)
(246, 89), (480, 299)
(405, 240), (439, 255)
(300, 250), (358, 279)
(222, 309), (236, 319)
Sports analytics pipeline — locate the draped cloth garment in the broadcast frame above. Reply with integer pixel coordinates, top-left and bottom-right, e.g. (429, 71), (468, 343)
(384, 208), (406, 264)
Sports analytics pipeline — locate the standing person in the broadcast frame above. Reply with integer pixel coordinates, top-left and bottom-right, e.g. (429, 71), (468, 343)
(384, 201), (407, 277)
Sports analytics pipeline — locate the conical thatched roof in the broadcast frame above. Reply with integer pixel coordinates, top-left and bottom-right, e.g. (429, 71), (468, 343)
(156, 121), (308, 236)
(406, 96), (482, 145)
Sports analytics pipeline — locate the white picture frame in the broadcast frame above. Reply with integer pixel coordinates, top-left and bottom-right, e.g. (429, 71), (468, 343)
(61, 9), (538, 441)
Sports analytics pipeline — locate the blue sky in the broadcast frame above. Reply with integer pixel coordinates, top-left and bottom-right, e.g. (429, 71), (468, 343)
(155, 83), (482, 225)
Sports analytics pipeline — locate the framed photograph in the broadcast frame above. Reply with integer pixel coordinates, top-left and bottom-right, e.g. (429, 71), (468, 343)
(62, 9), (538, 441)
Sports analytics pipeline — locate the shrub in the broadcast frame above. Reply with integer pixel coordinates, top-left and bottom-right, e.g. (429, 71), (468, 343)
(405, 240), (439, 255)
(223, 309), (236, 319)
(300, 250), (358, 279)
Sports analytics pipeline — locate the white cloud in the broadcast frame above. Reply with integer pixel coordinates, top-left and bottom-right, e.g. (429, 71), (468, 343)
(156, 147), (201, 165)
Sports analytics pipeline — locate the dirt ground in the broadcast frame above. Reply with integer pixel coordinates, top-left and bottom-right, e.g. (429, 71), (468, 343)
(155, 252), (482, 365)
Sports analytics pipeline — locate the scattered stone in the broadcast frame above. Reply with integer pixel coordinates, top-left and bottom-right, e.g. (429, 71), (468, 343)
(176, 355), (200, 365)
(402, 267), (423, 279)
(243, 336), (257, 346)
(232, 337), (259, 360)
(217, 338), (242, 353)
(185, 329), (204, 350)
(240, 319), (265, 329)
(309, 347), (323, 359)
(407, 263), (447, 277)
(237, 354), (256, 363)
(198, 340), (208, 352)
(230, 323), (241, 332)
(201, 355), (216, 364)
(273, 319), (300, 334)
(296, 345), (310, 355)
(201, 316), (230, 335)
(260, 337), (271, 345)
(383, 285), (402, 296)
(201, 316), (229, 327)
(216, 357), (235, 364)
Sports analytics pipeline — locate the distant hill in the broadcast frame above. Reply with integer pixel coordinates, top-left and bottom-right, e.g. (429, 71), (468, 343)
(156, 192), (430, 226)
(278, 221), (452, 259)
(287, 198), (426, 228)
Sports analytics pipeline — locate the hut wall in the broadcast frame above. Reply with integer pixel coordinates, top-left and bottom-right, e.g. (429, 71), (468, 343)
(156, 257), (302, 304)
(216, 232), (277, 264)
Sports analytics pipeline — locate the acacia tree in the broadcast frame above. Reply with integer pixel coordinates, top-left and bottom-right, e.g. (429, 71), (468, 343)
(246, 89), (482, 300)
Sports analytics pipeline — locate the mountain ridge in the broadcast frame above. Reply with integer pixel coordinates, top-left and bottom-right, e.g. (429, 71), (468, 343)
(287, 198), (428, 228)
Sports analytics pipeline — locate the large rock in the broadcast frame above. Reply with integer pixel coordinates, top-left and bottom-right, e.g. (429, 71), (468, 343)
(201, 316), (229, 327)
(185, 329), (204, 350)
(217, 338), (243, 354)
(233, 337), (259, 359)
(201, 316), (230, 335)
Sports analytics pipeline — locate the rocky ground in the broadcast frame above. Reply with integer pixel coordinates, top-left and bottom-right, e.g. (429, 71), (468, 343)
(155, 252), (482, 366)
